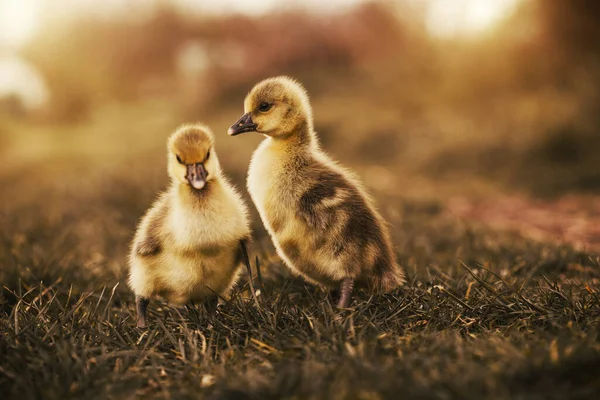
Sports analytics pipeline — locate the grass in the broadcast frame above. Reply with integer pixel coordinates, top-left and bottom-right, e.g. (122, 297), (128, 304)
(4, 4), (600, 395)
(1, 98), (600, 399)
(1, 156), (600, 400)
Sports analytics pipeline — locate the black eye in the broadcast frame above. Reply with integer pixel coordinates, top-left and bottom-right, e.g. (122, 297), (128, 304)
(258, 102), (272, 112)
(206, 150), (210, 160)
(176, 155), (183, 164)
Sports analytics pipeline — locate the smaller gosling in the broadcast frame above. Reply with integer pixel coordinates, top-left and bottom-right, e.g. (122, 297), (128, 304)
(228, 76), (405, 308)
(128, 124), (251, 328)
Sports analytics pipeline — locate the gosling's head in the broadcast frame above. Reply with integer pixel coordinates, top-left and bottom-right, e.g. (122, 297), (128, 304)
(167, 124), (218, 190)
(228, 76), (313, 139)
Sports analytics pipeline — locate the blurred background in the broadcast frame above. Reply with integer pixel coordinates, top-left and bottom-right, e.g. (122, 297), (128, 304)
(1, 0), (600, 262)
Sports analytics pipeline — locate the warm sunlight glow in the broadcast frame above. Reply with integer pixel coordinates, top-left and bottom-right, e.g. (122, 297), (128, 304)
(0, 0), (40, 48)
(426, 0), (520, 38)
(0, 56), (49, 109)
(172, 0), (365, 15)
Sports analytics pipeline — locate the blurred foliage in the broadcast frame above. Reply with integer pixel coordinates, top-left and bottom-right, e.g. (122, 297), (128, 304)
(3, 0), (600, 196)
(21, 3), (426, 119)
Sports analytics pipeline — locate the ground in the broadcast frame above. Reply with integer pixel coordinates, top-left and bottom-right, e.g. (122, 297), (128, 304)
(1, 101), (599, 400)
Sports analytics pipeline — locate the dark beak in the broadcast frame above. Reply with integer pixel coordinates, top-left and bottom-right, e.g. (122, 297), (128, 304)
(228, 113), (257, 136)
(186, 163), (208, 190)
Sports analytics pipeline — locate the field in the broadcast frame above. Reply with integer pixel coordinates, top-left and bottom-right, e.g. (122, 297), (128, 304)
(2, 1), (600, 398)
(1, 96), (600, 399)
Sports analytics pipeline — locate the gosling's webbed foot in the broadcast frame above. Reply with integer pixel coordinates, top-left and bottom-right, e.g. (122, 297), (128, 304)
(135, 296), (150, 329)
(336, 278), (355, 309)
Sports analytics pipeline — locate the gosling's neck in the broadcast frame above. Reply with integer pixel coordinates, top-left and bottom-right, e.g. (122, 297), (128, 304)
(268, 120), (317, 154)
(172, 178), (219, 208)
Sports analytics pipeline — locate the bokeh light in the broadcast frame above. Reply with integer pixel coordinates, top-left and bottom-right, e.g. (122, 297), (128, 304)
(0, 0), (40, 48)
(426, 0), (521, 38)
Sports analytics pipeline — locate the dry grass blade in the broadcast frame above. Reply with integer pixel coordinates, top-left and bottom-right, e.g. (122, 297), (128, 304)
(1, 172), (599, 399)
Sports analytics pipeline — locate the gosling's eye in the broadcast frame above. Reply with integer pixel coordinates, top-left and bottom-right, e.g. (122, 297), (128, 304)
(176, 155), (184, 164)
(206, 150), (210, 160)
(258, 102), (272, 112)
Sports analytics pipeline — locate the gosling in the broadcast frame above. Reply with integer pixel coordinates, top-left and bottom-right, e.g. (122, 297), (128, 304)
(128, 124), (251, 328)
(228, 76), (405, 308)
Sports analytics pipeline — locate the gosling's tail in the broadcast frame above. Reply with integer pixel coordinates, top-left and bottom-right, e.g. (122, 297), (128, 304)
(370, 261), (405, 294)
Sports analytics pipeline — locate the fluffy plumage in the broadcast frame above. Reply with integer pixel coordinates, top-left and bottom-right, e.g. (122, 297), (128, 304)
(128, 124), (250, 328)
(228, 77), (404, 307)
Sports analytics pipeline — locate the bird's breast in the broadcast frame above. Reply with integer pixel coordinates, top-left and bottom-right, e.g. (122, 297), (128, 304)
(249, 158), (299, 234)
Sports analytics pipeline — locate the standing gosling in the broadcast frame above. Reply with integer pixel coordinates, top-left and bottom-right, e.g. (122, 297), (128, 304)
(128, 124), (251, 328)
(228, 76), (405, 308)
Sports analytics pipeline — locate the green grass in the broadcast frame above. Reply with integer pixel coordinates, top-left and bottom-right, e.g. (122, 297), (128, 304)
(1, 156), (599, 400)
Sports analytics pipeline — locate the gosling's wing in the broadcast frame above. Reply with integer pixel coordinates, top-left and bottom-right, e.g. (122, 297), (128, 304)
(296, 163), (386, 254)
(132, 195), (168, 258)
(297, 168), (352, 231)
(134, 230), (162, 257)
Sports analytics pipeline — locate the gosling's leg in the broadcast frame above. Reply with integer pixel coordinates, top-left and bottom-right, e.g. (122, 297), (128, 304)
(205, 296), (219, 318)
(336, 278), (355, 309)
(239, 240), (252, 278)
(136, 296), (150, 329)
(240, 239), (260, 308)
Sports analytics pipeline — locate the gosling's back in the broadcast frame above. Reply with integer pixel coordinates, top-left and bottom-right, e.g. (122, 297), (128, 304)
(248, 138), (403, 293)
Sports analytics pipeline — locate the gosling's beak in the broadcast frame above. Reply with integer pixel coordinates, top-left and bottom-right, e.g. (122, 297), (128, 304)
(186, 163), (208, 190)
(228, 113), (257, 136)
